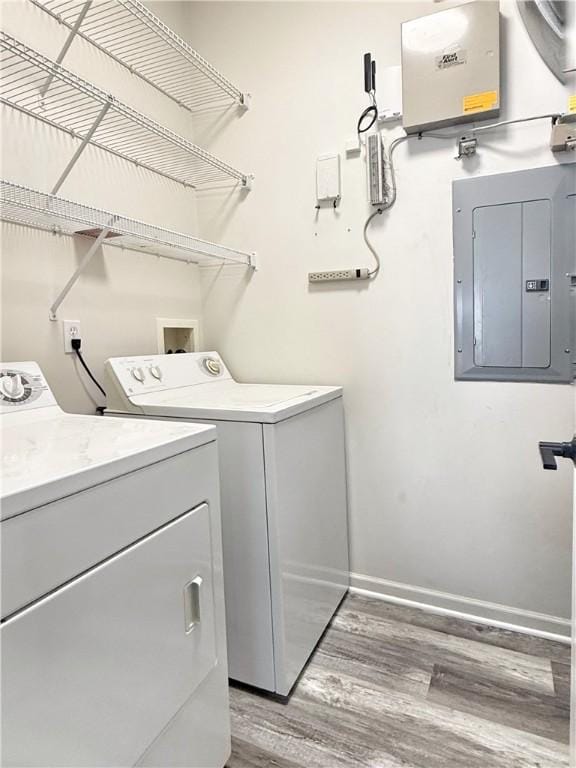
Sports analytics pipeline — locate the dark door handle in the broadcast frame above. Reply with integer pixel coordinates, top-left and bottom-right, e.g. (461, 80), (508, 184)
(539, 438), (576, 470)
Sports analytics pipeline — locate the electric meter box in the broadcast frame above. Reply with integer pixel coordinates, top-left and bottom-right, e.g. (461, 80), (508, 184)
(453, 164), (576, 384)
(401, 1), (500, 134)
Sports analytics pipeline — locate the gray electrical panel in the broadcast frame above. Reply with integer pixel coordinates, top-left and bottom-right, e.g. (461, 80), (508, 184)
(453, 164), (576, 383)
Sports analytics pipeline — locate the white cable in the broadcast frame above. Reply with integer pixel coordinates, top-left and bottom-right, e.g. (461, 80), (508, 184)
(419, 113), (560, 140)
(381, 132), (454, 214)
(365, 112), (561, 275)
(363, 134), (410, 277)
(380, 135), (410, 211)
(382, 112), (560, 207)
(468, 113), (559, 134)
(363, 131), (461, 276)
(365, 207), (383, 277)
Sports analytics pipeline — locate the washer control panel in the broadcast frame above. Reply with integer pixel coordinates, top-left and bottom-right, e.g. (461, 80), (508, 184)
(106, 352), (232, 397)
(0, 362), (58, 412)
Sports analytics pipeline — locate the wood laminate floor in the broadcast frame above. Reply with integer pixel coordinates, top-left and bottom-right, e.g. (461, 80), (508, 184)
(227, 593), (570, 768)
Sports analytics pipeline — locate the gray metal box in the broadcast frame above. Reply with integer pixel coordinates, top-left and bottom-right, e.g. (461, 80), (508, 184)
(401, 2), (500, 134)
(453, 165), (576, 383)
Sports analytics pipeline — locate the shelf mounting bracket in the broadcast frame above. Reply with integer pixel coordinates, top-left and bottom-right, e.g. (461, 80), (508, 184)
(51, 99), (111, 195)
(49, 221), (114, 320)
(39, 0), (93, 99)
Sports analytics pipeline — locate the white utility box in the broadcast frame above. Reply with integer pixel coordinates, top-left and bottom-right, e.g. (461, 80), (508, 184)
(401, 1), (500, 133)
(316, 154), (341, 202)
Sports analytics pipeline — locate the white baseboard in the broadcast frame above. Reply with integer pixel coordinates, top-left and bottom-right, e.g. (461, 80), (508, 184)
(349, 572), (571, 644)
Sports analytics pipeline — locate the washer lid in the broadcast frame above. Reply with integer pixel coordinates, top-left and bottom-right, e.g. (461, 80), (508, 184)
(130, 380), (342, 423)
(1, 410), (216, 519)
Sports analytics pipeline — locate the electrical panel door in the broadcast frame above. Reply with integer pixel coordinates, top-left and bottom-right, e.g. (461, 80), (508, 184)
(472, 200), (552, 369)
(453, 165), (575, 383)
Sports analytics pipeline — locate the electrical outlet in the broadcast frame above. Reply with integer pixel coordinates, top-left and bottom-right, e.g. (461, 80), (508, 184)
(309, 268), (370, 283)
(63, 320), (81, 353)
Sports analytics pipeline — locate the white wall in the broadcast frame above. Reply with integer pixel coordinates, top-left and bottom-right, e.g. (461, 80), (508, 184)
(188, 0), (576, 634)
(0, 0), (203, 413)
(1, 0), (573, 636)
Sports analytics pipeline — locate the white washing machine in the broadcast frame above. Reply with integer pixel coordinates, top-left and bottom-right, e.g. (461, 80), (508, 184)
(105, 352), (350, 696)
(0, 362), (231, 768)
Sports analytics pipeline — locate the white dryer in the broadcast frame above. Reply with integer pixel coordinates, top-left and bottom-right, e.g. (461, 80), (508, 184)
(0, 362), (231, 768)
(106, 352), (350, 696)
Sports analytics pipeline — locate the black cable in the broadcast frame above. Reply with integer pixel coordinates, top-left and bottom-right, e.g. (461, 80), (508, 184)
(71, 339), (106, 398)
(76, 350), (106, 398)
(359, 53), (378, 133)
(357, 104), (378, 134)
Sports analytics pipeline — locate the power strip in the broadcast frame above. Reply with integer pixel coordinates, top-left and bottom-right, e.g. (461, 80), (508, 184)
(309, 268), (370, 283)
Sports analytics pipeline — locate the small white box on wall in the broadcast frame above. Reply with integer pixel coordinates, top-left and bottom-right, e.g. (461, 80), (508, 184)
(378, 65), (403, 122)
(316, 154), (341, 202)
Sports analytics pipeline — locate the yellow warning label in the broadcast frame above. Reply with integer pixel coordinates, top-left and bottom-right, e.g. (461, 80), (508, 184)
(569, 94), (576, 113)
(463, 90), (499, 114)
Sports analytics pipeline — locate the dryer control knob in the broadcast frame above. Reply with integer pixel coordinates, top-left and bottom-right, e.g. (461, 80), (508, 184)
(130, 367), (145, 383)
(0, 373), (26, 400)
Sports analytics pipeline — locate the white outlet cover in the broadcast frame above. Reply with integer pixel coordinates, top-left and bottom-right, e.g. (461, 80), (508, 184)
(63, 320), (81, 354)
(316, 154), (341, 201)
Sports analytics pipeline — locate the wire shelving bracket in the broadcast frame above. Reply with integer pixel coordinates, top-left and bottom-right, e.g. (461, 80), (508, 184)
(0, 32), (252, 192)
(0, 180), (256, 319)
(29, 0), (250, 113)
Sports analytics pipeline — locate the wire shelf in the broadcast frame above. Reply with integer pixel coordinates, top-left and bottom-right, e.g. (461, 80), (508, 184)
(29, 0), (248, 113)
(0, 32), (251, 189)
(0, 180), (255, 268)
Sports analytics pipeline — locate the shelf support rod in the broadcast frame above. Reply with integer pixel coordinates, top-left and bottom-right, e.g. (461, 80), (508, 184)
(39, 0), (93, 98)
(49, 222), (113, 320)
(51, 100), (111, 195)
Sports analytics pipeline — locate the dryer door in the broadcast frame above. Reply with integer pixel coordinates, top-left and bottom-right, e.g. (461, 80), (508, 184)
(1, 503), (217, 767)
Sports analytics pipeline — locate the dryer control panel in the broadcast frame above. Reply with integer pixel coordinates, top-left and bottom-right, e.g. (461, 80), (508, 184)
(0, 362), (58, 413)
(106, 353), (233, 397)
